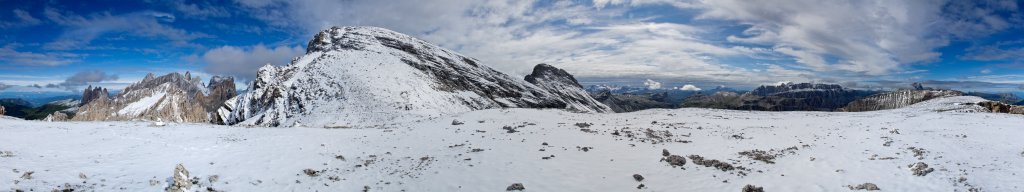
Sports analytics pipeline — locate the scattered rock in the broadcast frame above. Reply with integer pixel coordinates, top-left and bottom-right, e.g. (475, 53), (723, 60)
(79, 173), (88, 180)
(662, 149), (670, 157)
(506, 183), (525, 191)
(742, 184), (764, 192)
(632, 174), (644, 182)
(637, 184), (645, 189)
(689, 155), (736, 171)
(20, 171), (33, 180)
(909, 162), (934, 176)
(908, 147), (927, 160)
(208, 175), (219, 183)
(662, 155), (686, 167)
(502, 126), (519, 133)
(848, 183), (881, 191)
(335, 155), (346, 161)
(574, 122), (592, 128)
(451, 120), (464, 125)
(303, 169), (321, 177)
(166, 164), (191, 192)
(0, 151), (13, 157)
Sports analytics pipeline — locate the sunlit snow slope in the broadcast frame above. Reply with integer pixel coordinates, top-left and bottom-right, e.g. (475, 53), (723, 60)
(1, 96), (1022, 191)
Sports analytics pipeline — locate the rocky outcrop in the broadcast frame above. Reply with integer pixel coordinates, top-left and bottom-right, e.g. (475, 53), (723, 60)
(81, 86), (109, 107)
(524, 64), (612, 113)
(975, 101), (1024, 115)
(73, 72), (236, 123)
(219, 26), (609, 127)
(0, 105), (5, 116)
(44, 111), (69, 122)
(842, 90), (962, 112)
(166, 164), (191, 192)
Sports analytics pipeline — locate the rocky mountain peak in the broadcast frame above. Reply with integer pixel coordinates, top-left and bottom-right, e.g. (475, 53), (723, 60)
(218, 26), (610, 127)
(81, 85), (110, 107)
(525, 64), (582, 89)
(73, 72), (235, 123)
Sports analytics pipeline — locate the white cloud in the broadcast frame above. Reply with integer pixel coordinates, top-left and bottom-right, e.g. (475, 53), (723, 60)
(224, 0), (1021, 88)
(42, 8), (208, 50)
(202, 44), (304, 80)
(643, 79), (662, 89)
(1, 9), (42, 28)
(678, 84), (701, 91)
(0, 44), (80, 66)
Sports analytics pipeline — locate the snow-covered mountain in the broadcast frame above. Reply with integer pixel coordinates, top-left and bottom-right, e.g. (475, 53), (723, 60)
(218, 26), (609, 127)
(73, 72), (236, 123)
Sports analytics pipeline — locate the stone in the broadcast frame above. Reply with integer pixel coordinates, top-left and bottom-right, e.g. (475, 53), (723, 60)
(848, 183), (881, 191)
(742, 184), (764, 192)
(506, 183), (525, 191)
(166, 164), (191, 192)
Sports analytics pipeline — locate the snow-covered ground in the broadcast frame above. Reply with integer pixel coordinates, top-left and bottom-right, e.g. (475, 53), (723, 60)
(1, 96), (1022, 191)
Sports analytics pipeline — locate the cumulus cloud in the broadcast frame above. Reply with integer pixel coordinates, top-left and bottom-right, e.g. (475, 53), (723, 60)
(678, 84), (701, 91)
(643, 79), (662, 89)
(202, 44), (304, 80)
(60, 70), (119, 88)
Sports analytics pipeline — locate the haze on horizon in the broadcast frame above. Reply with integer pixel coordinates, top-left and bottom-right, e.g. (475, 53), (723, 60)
(1, 0), (1022, 94)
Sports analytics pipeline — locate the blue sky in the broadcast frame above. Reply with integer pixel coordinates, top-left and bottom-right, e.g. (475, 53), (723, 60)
(0, 0), (1022, 94)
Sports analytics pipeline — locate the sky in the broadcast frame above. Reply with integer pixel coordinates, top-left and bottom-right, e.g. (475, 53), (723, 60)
(0, 0), (1022, 94)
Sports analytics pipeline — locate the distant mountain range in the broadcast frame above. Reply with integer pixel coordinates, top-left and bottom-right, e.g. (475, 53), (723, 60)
(589, 82), (1024, 113)
(4, 26), (1023, 124)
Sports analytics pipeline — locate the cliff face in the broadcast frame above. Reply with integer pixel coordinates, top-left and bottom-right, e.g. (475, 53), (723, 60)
(841, 90), (962, 112)
(73, 72), (236, 123)
(81, 86), (110, 107)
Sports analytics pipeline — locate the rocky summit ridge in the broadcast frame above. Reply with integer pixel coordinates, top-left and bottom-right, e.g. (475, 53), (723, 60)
(217, 26), (609, 127)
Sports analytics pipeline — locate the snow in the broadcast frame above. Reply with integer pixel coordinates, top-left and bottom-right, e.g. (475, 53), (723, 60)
(1, 96), (1021, 191)
(223, 26), (609, 127)
(117, 92), (166, 116)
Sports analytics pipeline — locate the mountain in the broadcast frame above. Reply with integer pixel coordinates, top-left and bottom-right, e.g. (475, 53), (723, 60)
(841, 90), (962, 112)
(81, 86), (110, 107)
(0, 98), (82, 120)
(591, 90), (674, 112)
(218, 26), (609, 127)
(680, 83), (877, 111)
(73, 72), (236, 123)
(680, 91), (745, 109)
(0, 98), (32, 118)
(964, 92), (1020, 104)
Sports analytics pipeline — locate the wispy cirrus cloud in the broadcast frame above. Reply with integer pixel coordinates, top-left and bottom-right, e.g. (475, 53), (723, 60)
(42, 7), (209, 50)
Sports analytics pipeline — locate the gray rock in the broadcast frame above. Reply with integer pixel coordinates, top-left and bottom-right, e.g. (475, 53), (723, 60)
(506, 183), (525, 191)
(909, 162), (934, 176)
(848, 183), (880, 190)
(742, 184), (764, 192)
(663, 155), (686, 167)
(166, 164), (191, 192)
